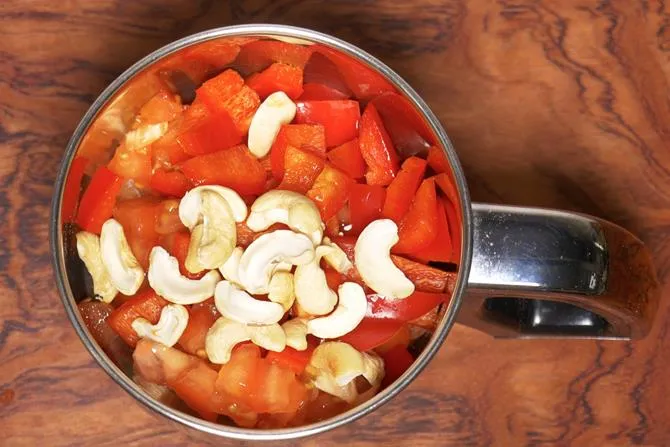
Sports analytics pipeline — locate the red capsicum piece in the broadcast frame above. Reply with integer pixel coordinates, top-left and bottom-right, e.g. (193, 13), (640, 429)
(295, 100), (360, 147)
(270, 124), (326, 180)
(348, 184), (386, 234)
(235, 39), (314, 74)
(380, 345), (415, 388)
(366, 290), (450, 322)
(150, 169), (193, 198)
(163, 231), (206, 280)
(303, 52), (352, 97)
(108, 289), (169, 347)
(413, 200), (453, 263)
(307, 164), (354, 221)
(338, 318), (405, 352)
(326, 138), (366, 179)
(179, 145), (266, 195)
(444, 198), (461, 263)
(113, 197), (160, 269)
(382, 156), (427, 222)
(278, 146), (325, 193)
(176, 103), (243, 156)
(393, 178), (439, 254)
(359, 103), (400, 186)
(266, 345), (316, 375)
(61, 156), (89, 223)
(247, 62), (304, 99)
(299, 83), (350, 101)
(76, 166), (123, 234)
(432, 173), (459, 211)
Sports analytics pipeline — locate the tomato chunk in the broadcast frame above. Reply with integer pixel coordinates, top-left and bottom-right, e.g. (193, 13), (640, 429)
(371, 92), (434, 157)
(179, 144), (266, 195)
(135, 90), (182, 127)
(161, 230), (206, 279)
(113, 197), (160, 269)
(393, 179), (439, 254)
(270, 124), (326, 181)
(76, 166), (123, 234)
(295, 100), (360, 147)
(150, 169), (193, 198)
(359, 103), (400, 186)
(108, 289), (169, 347)
(339, 318), (404, 352)
(367, 291), (449, 322)
(278, 146), (325, 193)
(247, 63), (304, 99)
(307, 164), (354, 221)
(326, 138), (366, 179)
(182, 40), (241, 67)
(108, 142), (152, 187)
(178, 300), (218, 356)
(348, 184), (386, 234)
(413, 200), (453, 262)
(61, 156), (89, 223)
(299, 83), (350, 101)
(266, 345), (315, 375)
(235, 39), (314, 74)
(380, 345), (415, 387)
(382, 156), (427, 222)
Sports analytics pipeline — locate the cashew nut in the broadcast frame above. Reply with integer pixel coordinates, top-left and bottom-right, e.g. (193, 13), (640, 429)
(179, 185), (248, 227)
(268, 271), (295, 311)
(99, 219), (144, 296)
(76, 231), (118, 303)
(218, 246), (243, 285)
(307, 341), (385, 403)
(246, 190), (324, 245)
(247, 91), (297, 158)
(294, 245), (337, 316)
(238, 229), (315, 294)
(321, 237), (354, 273)
(205, 317), (286, 364)
(182, 190), (237, 272)
(282, 318), (308, 351)
(214, 281), (284, 325)
(354, 219), (415, 299)
(307, 282), (367, 339)
(148, 246), (221, 305)
(131, 303), (189, 347)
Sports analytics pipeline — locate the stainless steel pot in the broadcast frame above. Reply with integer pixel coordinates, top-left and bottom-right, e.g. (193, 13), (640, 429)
(50, 24), (660, 441)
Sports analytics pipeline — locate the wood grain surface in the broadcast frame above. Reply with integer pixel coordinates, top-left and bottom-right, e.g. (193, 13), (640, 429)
(2, 1), (670, 445)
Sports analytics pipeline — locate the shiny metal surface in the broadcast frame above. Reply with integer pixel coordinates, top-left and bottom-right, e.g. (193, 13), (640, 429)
(460, 204), (659, 339)
(50, 25), (473, 441)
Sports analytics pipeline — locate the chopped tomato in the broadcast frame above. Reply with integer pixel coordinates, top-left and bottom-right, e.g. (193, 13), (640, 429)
(178, 300), (219, 357)
(432, 171), (459, 209)
(295, 100), (360, 147)
(367, 291), (449, 322)
(179, 145), (266, 195)
(324, 267), (347, 290)
(380, 345), (415, 387)
(270, 124), (326, 181)
(278, 146), (325, 193)
(215, 344), (262, 404)
(307, 164), (354, 221)
(150, 169), (193, 198)
(151, 123), (191, 167)
(169, 356), (220, 421)
(235, 39), (314, 74)
(76, 166), (123, 234)
(348, 184), (386, 234)
(259, 362), (309, 413)
(113, 197), (159, 268)
(326, 138), (366, 179)
(339, 318), (404, 352)
(247, 63), (304, 99)
(371, 92), (434, 157)
(359, 103), (400, 186)
(299, 83), (350, 100)
(61, 156), (89, 223)
(444, 198), (461, 262)
(266, 345), (315, 375)
(316, 45), (396, 100)
(107, 141), (152, 186)
(393, 179), (438, 254)
(382, 156), (427, 222)
(154, 199), (186, 235)
(303, 52), (352, 96)
(413, 200), (453, 262)
(135, 90), (182, 127)
(182, 40), (241, 67)
(108, 289), (169, 347)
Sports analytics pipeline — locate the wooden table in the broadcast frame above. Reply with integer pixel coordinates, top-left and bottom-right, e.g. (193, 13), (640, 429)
(2, 1), (670, 445)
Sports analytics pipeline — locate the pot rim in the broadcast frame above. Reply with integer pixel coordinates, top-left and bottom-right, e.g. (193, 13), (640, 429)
(50, 23), (473, 441)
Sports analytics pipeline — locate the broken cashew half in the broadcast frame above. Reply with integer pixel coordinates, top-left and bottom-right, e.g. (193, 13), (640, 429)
(131, 303), (189, 347)
(76, 231), (119, 303)
(282, 318), (308, 351)
(294, 245), (337, 316)
(307, 282), (367, 339)
(218, 246), (243, 286)
(247, 91), (296, 158)
(214, 280), (284, 325)
(321, 237), (354, 273)
(205, 317), (286, 364)
(268, 271), (296, 311)
(100, 219), (144, 296)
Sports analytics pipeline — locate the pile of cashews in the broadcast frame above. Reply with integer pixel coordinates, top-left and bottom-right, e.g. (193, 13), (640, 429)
(76, 91), (418, 402)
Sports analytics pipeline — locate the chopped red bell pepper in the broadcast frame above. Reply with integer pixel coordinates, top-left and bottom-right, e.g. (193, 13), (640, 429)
(182, 40), (241, 67)
(380, 345), (415, 387)
(235, 39), (314, 74)
(338, 318), (404, 352)
(359, 103), (400, 186)
(108, 289), (169, 347)
(307, 164), (354, 221)
(299, 83), (350, 101)
(326, 138), (366, 179)
(61, 156), (89, 223)
(270, 124), (326, 181)
(324, 267), (348, 290)
(179, 144), (266, 195)
(367, 291), (449, 322)
(426, 145), (451, 172)
(76, 166), (123, 234)
(371, 92), (435, 157)
(444, 198), (461, 263)
(316, 45), (396, 100)
(247, 63), (304, 99)
(348, 184), (386, 234)
(382, 156), (427, 222)
(393, 179), (439, 254)
(277, 146), (325, 193)
(175, 103), (243, 156)
(295, 100), (360, 147)
(431, 171), (459, 209)
(150, 169), (193, 198)
(265, 345), (316, 375)
(303, 52), (352, 96)
(413, 200), (453, 263)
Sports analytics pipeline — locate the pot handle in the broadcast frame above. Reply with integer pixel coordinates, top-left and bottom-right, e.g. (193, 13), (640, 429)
(457, 203), (660, 339)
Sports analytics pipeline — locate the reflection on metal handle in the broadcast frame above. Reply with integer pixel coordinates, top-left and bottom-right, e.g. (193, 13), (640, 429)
(459, 204), (659, 339)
